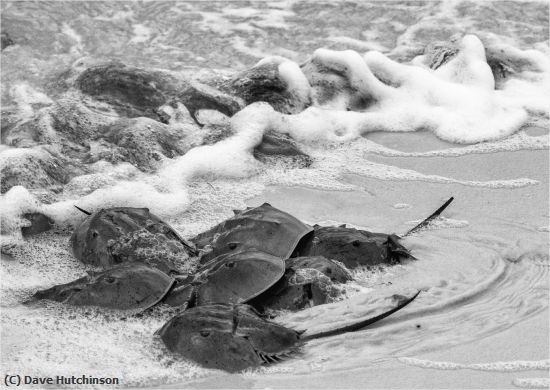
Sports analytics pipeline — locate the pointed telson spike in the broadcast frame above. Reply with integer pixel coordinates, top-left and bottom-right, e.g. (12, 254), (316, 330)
(302, 290), (421, 341)
(403, 197), (454, 237)
(74, 205), (92, 215)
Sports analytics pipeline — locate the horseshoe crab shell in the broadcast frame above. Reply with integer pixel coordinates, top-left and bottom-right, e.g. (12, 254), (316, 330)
(32, 263), (175, 311)
(192, 203), (313, 263)
(156, 303), (301, 372)
(286, 256), (352, 284)
(157, 291), (420, 372)
(249, 256), (351, 312)
(164, 250), (286, 307)
(70, 207), (196, 273)
(303, 225), (412, 268)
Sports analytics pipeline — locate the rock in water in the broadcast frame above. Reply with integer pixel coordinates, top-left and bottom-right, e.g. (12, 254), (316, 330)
(75, 61), (244, 126)
(176, 82), (244, 125)
(420, 35), (529, 89)
(1, 32), (14, 50)
(95, 117), (196, 172)
(253, 130), (312, 167)
(0, 147), (85, 194)
(76, 62), (178, 121)
(21, 212), (54, 237)
(224, 57), (311, 114)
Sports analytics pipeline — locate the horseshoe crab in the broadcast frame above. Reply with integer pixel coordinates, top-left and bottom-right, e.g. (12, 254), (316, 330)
(296, 198), (455, 268)
(299, 226), (411, 268)
(32, 263), (175, 311)
(165, 251), (351, 312)
(71, 207), (197, 275)
(192, 203), (313, 264)
(156, 291), (420, 372)
(249, 256), (352, 312)
(163, 250), (286, 308)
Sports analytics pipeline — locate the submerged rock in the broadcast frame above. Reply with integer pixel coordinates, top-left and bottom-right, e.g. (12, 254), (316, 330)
(301, 50), (377, 111)
(200, 122), (235, 145)
(177, 82), (244, 125)
(0, 107), (20, 142)
(421, 39), (459, 70)
(75, 62), (179, 121)
(224, 57), (311, 114)
(253, 130), (312, 167)
(0, 147), (85, 193)
(5, 96), (198, 174)
(94, 117), (197, 171)
(3, 97), (115, 150)
(1, 32), (14, 50)
(421, 36), (532, 89)
(21, 212), (54, 237)
(75, 62), (244, 126)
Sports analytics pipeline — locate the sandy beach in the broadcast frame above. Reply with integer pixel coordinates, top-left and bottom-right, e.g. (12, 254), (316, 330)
(1, 1), (549, 388)
(182, 311), (548, 389)
(173, 129), (549, 389)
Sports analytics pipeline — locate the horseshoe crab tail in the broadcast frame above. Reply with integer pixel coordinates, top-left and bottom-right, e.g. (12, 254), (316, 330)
(301, 290), (421, 341)
(403, 197), (454, 237)
(74, 205), (92, 215)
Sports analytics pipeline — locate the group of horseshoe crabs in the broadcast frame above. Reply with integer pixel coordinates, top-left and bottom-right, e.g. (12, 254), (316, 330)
(32, 197), (454, 371)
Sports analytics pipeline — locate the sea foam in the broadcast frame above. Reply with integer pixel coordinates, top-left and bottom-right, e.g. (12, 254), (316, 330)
(1, 33), (546, 247)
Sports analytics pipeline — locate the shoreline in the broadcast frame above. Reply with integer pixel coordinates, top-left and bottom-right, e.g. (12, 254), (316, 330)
(181, 310), (548, 389)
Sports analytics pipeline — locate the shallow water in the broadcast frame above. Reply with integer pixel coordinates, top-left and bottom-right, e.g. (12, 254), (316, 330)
(1, 1), (549, 388)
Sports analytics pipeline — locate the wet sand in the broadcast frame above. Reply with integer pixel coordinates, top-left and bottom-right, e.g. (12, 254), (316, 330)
(182, 310), (548, 389)
(179, 130), (549, 389)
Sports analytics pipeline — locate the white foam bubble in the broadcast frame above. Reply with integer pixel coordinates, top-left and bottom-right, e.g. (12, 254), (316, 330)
(277, 59), (312, 106)
(0, 186), (44, 246)
(405, 217), (469, 231)
(238, 35), (540, 145)
(367, 131), (549, 158)
(393, 203), (411, 209)
(158, 103), (271, 188)
(513, 377), (550, 389)
(46, 181), (190, 227)
(129, 23), (152, 44)
(61, 23), (84, 55)
(398, 357), (550, 372)
(9, 83), (53, 122)
(326, 36), (389, 52)
(501, 239), (549, 265)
